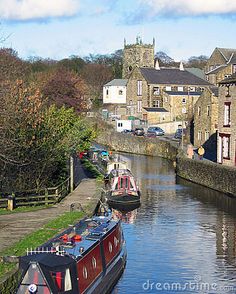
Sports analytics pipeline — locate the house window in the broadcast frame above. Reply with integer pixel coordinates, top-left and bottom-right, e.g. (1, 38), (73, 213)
(198, 106), (201, 116)
(224, 102), (231, 127)
(137, 100), (142, 113)
(153, 87), (160, 95)
(137, 80), (142, 96)
(222, 135), (230, 159)
(106, 89), (109, 96)
(233, 64), (236, 73)
(207, 105), (210, 116)
(118, 90), (123, 95)
(178, 86), (183, 91)
(198, 131), (202, 141)
(153, 100), (160, 107)
(118, 123), (123, 127)
(226, 85), (230, 97)
(182, 98), (186, 104)
(189, 87), (195, 92)
(165, 86), (171, 91)
(165, 97), (168, 102)
(205, 131), (210, 140)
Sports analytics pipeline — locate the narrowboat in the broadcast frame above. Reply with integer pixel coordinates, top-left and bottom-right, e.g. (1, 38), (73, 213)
(15, 214), (127, 294)
(106, 169), (141, 205)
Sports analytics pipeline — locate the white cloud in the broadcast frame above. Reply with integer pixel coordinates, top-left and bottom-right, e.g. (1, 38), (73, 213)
(0, 0), (80, 21)
(139, 0), (236, 16)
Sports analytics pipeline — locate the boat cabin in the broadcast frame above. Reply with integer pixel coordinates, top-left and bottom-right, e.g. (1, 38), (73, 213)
(106, 160), (128, 175)
(16, 215), (126, 294)
(110, 169), (138, 194)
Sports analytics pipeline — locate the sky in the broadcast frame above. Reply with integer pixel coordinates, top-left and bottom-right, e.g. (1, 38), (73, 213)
(1, 0), (236, 62)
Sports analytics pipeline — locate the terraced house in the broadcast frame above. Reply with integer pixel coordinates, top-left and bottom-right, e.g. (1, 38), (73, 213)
(217, 73), (236, 166)
(126, 61), (211, 124)
(193, 87), (219, 160)
(205, 47), (236, 85)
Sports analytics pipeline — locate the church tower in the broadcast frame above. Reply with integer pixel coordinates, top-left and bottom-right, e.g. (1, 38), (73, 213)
(122, 37), (155, 78)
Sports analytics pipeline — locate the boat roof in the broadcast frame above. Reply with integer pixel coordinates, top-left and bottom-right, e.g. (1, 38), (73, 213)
(20, 215), (119, 268)
(110, 168), (133, 177)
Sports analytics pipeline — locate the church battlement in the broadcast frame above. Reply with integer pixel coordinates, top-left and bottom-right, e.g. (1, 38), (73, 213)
(122, 37), (155, 78)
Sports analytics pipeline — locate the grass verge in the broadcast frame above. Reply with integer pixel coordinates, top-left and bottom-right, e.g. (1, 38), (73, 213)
(0, 211), (85, 279)
(81, 158), (104, 182)
(0, 205), (53, 215)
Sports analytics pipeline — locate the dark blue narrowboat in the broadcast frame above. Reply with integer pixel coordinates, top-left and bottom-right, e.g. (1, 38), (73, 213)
(15, 214), (127, 294)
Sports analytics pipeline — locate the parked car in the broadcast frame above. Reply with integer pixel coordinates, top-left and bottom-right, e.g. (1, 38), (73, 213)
(174, 128), (186, 139)
(134, 127), (145, 136)
(121, 129), (134, 135)
(147, 127), (165, 136)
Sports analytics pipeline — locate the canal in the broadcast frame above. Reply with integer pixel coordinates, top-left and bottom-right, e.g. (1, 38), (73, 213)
(111, 153), (236, 293)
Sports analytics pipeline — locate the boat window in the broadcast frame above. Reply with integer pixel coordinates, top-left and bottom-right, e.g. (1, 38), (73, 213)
(92, 257), (97, 269)
(114, 236), (119, 247)
(120, 178), (124, 189)
(125, 177), (129, 189)
(109, 241), (113, 253)
(51, 268), (72, 292)
(83, 266), (88, 279)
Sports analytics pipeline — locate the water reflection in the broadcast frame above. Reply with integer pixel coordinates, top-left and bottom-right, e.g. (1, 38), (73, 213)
(112, 153), (236, 293)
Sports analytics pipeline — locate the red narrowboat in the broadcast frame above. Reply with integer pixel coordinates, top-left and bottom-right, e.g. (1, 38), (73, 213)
(106, 169), (141, 205)
(15, 214), (126, 294)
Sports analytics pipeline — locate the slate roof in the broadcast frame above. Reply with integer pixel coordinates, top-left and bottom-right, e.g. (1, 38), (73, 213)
(219, 73), (236, 84)
(228, 53), (236, 64)
(217, 48), (236, 61)
(209, 86), (219, 97)
(140, 67), (211, 86)
(104, 79), (128, 87)
(143, 107), (169, 113)
(185, 68), (205, 79)
(164, 91), (202, 96)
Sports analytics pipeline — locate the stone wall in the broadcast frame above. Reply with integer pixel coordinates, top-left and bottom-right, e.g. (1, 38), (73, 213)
(176, 155), (236, 196)
(95, 121), (236, 197)
(96, 131), (178, 161)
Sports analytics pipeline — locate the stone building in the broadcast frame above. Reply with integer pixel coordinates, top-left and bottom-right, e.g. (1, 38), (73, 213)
(126, 62), (211, 123)
(217, 73), (236, 166)
(102, 79), (128, 117)
(205, 48), (236, 85)
(193, 87), (218, 160)
(122, 37), (155, 79)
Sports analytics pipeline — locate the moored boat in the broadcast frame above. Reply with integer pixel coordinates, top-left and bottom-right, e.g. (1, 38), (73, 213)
(15, 213), (127, 294)
(106, 169), (141, 205)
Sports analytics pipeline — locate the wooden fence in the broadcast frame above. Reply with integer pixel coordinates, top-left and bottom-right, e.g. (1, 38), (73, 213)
(0, 177), (71, 210)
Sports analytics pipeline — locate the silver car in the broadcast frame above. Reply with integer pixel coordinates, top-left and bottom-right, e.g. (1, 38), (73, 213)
(147, 127), (165, 136)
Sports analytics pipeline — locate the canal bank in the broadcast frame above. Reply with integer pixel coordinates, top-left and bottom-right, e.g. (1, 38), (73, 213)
(96, 129), (236, 197)
(0, 178), (101, 293)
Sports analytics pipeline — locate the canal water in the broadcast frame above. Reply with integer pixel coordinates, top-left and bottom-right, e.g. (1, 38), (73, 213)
(111, 153), (236, 294)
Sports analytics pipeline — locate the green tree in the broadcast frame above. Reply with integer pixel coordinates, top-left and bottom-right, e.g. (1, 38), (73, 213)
(0, 80), (95, 192)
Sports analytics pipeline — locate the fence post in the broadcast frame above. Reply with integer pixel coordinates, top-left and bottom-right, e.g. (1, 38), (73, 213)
(70, 155), (74, 193)
(55, 189), (59, 203)
(45, 189), (49, 205)
(7, 194), (15, 211)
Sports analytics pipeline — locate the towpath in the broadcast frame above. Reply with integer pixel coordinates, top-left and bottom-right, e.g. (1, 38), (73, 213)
(0, 178), (100, 253)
